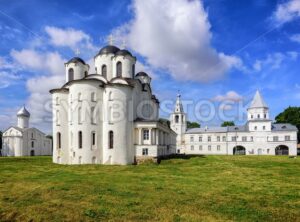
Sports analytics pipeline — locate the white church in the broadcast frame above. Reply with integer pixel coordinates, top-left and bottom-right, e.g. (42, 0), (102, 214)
(50, 44), (177, 165)
(1, 106), (52, 156)
(170, 91), (298, 156)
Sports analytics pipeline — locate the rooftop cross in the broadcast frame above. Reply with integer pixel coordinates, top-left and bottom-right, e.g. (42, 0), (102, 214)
(108, 34), (114, 45)
(75, 48), (80, 56)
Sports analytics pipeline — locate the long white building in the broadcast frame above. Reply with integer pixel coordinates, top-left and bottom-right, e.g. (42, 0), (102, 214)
(50, 45), (176, 165)
(1, 106), (52, 156)
(170, 91), (298, 156)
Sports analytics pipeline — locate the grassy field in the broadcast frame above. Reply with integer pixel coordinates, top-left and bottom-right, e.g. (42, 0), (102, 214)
(0, 156), (299, 222)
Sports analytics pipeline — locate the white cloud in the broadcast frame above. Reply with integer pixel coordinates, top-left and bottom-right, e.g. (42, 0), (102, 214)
(213, 91), (243, 102)
(253, 52), (298, 72)
(113, 0), (241, 82)
(45, 26), (94, 50)
(272, 0), (300, 25)
(219, 103), (233, 111)
(0, 71), (21, 89)
(290, 33), (300, 43)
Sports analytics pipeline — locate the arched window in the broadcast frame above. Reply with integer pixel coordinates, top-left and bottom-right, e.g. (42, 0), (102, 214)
(102, 65), (107, 78)
(109, 131), (114, 149)
(68, 68), (74, 81)
(132, 64), (135, 78)
(84, 71), (88, 77)
(116, 62), (122, 77)
(78, 131), (82, 149)
(257, 114), (260, 119)
(57, 132), (61, 149)
(31, 141), (34, 148)
(78, 107), (82, 124)
(175, 115), (179, 123)
(91, 131), (96, 147)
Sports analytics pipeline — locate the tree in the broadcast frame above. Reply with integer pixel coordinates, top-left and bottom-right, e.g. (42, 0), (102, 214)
(275, 107), (300, 142)
(187, 121), (200, 129)
(221, 121), (235, 127)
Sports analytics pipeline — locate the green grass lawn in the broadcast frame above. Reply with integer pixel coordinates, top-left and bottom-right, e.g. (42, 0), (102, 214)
(0, 156), (300, 222)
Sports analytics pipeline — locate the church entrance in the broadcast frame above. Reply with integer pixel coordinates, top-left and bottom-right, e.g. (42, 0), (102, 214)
(275, 145), (289, 155)
(233, 146), (246, 155)
(30, 150), (35, 156)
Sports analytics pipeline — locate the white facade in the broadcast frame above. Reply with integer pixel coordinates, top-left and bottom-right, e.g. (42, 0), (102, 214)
(170, 91), (298, 156)
(50, 45), (176, 165)
(1, 107), (52, 157)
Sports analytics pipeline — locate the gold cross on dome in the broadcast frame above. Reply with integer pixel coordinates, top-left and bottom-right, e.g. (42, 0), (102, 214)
(75, 48), (80, 56)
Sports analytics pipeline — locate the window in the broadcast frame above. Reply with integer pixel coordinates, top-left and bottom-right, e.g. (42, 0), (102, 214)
(254, 126), (257, 130)
(143, 129), (149, 140)
(217, 145), (220, 151)
(285, 135), (290, 141)
(92, 132), (96, 146)
(84, 71), (88, 77)
(175, 115), (179, 123)
(116, 61), (122, 77)
(78, 131), (83, 149)
(31, 141), (34, 148)
(190, 136), (194, 142)
(263, 126), (266, 130)
(222, 136), (226, 142)
(132, 64), (135, 78)
(91, 92), (96, 102)
(251, 115), (253, 119)
(199, 136), (202, 142)
(264, 114), (267, 118)
(191, 145), (194, 151)
(68, 68), (74, 81)
(109, 131), (114, 149)
(31, 133), (34, 139)
(142, 148), (148, 156)
(242, 136), (247, 142)
(208, 145), (211, 151)
(251, 136), (254, 141)
(57, 132), (61, 149)
(273, 136), (279, 142)
(102, 65), (107, 78)
(78, 107), (82, 124)
(199, 145), (202, 151)
(208, 136), (211, 142)
(91, 107), (95, 124)
(258, 114), (260, 119)
(232, 136), (237, 142)
(78, 93), (82, 101)
(217, 136), (220, 142)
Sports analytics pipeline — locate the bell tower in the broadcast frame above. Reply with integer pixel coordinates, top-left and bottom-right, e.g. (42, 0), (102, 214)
(170, 93), (187, 153)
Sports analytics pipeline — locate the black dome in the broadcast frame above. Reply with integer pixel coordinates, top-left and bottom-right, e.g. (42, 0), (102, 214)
(115, 49), (132, 57)
(66, 57), (86, 65)
(98, 45), (120, 55)
(135, 72), (148, 77)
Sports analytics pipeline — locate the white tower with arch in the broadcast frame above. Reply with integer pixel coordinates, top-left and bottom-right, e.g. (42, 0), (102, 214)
(17, 106), (30, 128)
(170, 94), (187, 153)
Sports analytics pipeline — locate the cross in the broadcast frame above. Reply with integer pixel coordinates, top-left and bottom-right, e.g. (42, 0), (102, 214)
(122, 39), (126, 48)
(75, 48), (80, 56)
(108, 34), (114, 45)
(177, 90), (181, 98)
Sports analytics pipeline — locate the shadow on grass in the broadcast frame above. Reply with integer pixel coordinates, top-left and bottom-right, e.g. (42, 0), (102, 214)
(157, 154), (206, 163)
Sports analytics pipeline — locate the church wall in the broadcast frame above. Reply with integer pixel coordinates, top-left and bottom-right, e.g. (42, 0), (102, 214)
(68, 82), (104, 164)
(52, 91), (69, 164)
(65, 62), (89, 81)
(112, 56), (135, 79)
(94, 54), (114, 80)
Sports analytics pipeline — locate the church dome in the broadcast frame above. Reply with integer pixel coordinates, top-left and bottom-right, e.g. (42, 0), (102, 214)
(135, 72), (148, 77)
(66, 57), (86, 65)
(17, 106), (30, 117)
(115, 49), (132, 57)
(97, 45), (120, 55)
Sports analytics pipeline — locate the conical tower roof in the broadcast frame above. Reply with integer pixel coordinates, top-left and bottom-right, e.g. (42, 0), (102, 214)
(249, 90), (268, 108)
(17, 106), (30, 117)
(174, 93), (184, 113)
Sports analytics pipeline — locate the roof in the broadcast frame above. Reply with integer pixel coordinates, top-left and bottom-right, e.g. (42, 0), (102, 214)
(97, 45), (120, 56)
(115, 49), (133, 57)
(249, 90), (268, 109)
(228, 125), (248, 132)
(66, 57), (86, 65)
(135, 72), (149, 77)
(186, 127), (227, 133)
(271, 124), (298, 131)
(17, 106), (30, 117)
(174, 94), (184, 113)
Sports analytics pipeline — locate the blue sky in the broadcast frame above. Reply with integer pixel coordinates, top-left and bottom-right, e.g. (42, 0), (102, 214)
(0, 0), (300, 133)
